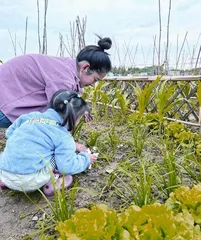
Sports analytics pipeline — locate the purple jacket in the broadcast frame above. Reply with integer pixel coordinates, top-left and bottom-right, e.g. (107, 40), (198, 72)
(0, 54), (82, 122)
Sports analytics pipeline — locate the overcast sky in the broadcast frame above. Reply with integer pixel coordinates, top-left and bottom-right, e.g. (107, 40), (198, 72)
(0, 0), (200, 69)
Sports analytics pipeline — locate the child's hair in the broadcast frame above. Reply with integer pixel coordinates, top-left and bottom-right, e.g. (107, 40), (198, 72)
(49, 90), (89, 131)
(76, 35), (112, 74)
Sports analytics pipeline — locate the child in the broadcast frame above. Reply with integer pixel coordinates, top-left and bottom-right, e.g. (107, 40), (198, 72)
(0, 90), (97, 196)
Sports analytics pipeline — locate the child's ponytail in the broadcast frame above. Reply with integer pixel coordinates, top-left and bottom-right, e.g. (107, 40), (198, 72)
(49, 90), (89, 131)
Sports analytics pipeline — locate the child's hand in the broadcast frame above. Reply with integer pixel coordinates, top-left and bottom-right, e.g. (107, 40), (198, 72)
(84, 111), (93, 122)
(75, 142), (87, 152)
(89, 153), (98, 164)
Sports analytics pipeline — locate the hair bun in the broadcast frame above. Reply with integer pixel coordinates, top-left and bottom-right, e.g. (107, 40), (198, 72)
(97, 37), (112, 51)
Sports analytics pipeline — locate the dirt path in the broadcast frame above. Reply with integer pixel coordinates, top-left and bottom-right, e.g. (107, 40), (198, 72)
(0, 190), (44, 239)
(0, 130), (40, 239)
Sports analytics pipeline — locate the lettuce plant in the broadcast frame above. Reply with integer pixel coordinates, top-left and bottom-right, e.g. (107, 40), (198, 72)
(117, 204), (201, 239)
(56, 200), (201, 239)
(56, 204), (118, 240)
(165, 183), (201, 225)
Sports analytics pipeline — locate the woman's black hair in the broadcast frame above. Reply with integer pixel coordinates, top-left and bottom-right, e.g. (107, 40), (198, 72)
(49, 90), (89, 131)
(76, 35), (112, 74)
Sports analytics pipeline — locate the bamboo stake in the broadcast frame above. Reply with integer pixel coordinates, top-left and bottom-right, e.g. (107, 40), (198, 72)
(175, 34), (179, 68)
(165, 0), (172, 75)
(36, 0), (41, 53)
(24, 17), (28, 54)
(195, 45), (201, 69)
(113, 38), (122, 66)
(42, 0), (48, 54)
(122, 39), (132, 66)
(158, 0), (162, 75)
(8, 29), (17, 56)
(152, 35), (157, 75)
(176, 31), (188, 70)
(18, 43), (24, 53)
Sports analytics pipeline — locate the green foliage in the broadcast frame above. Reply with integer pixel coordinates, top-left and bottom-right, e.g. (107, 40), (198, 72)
(86, 130), (100, 148)
(164, 121), (186, 138)
(56, 204), (118, 240)
(118, 204), (201, 239)
(23, 180), (79, 239)
(108, 126), (120, 156)
(38, 234), (55, 240)
(130, 76), (161, 117)
(99, 91), (109, 116)
(131, 124), (149, 158)
(155, 81), (181, 129)
(91, 81), (110, 116)
(165, 183), (201, 225)
(127, 112), (161, 133)
(105, 159), (158, 208)
(156, 139), (181, 197)
(72, 117), (85, 140)
(165, 121), (201, 156)
(197, 81), (201, 106)
(112, 90), (129, 115)
(181, 152), (201, 183)
(56, 196), (201, 240)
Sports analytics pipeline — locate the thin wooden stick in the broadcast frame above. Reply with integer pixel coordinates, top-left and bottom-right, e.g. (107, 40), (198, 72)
(36, 0), (41, 53)
(18, 43), (24, 53)
(165, 0), (172, 74)
(8, 29), (17, 56)
(158, 0), (162, 75)
(152, 35), (157, 75)
(42, 0), (48, 54)
(176, 31), (188, 70)
(175, 34), (179, 68)
(195, 45), (201, 69)
(24, 17), (28, 54)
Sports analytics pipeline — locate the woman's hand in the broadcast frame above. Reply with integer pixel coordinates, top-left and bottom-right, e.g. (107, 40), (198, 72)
(75, 142), (87, 152)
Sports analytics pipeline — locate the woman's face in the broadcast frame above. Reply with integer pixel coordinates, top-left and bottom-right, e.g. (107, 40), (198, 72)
(78, 62), (106, 87)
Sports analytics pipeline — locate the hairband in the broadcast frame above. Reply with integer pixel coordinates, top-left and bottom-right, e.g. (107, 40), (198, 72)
(64, 94), (80, 104)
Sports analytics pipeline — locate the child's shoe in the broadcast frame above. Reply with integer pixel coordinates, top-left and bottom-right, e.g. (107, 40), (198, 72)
(43, 175), (73, 197)
(0, 180), (7, 189)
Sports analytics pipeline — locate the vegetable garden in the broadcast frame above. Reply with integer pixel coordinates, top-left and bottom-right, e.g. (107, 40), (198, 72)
(2, 76), (201, 239)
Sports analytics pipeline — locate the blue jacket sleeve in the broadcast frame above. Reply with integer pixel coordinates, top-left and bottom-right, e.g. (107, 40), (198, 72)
(6, 112), (39, 138)
(54, 133), (90, 175)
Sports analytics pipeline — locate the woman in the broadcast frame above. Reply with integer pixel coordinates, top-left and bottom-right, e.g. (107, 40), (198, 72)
(0, 36), (112, 128)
